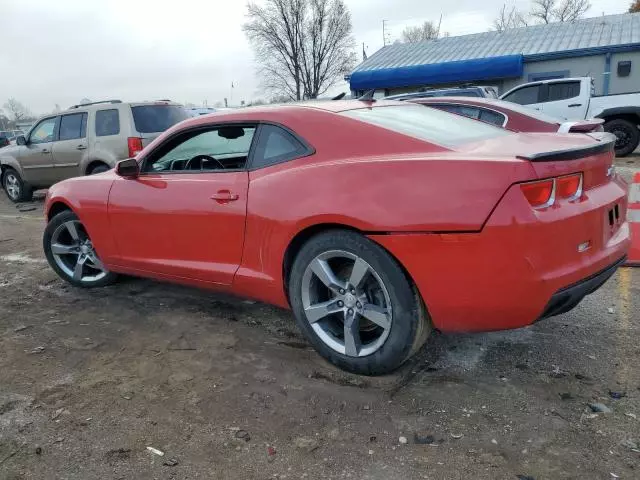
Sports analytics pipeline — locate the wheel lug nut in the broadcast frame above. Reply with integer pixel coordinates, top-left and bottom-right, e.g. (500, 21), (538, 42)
(339, 289), (345, 294)
(356, 302), (362, 309)
(348, 308), (353, 314)
(337, 301), (344, 307)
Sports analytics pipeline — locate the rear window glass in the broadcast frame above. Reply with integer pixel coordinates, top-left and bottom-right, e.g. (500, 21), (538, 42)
(342, 105), (510, 147)
(131, 105), (190, 133)
(95, 109), (120, 136)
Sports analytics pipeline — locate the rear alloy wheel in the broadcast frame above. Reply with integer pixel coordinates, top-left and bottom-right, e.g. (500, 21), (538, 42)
(289, 230), (430, 375)
(3, 168), (32, 203)
(604, 118), (640, 157)
(43, 210), (117, 288)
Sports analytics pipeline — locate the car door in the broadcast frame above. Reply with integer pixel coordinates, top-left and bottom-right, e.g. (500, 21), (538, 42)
(538, 80), (588, 120)
(51, 111), (88, 180)
(500, 83), (545, 112)
(107, 124), (257, 285)
(19, 116), (58, 186)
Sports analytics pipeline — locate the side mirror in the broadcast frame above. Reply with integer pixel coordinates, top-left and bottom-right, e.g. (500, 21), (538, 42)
(16, 135), (26, 146)
(115, 158), (139, 178)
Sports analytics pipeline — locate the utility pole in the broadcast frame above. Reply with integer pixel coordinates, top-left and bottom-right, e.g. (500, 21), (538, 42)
(382, 19), (388, 46)
(437, 13), (443, 38)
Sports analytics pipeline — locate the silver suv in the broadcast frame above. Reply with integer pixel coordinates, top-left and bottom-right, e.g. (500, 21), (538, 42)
(0, 100), (190, 202)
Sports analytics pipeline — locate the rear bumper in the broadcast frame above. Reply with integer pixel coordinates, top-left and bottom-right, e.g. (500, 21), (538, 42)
(538, 255), (626, 321)
(369, 177), (631, 333)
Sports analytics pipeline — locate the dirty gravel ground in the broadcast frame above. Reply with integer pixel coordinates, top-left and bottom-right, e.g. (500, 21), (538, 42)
(1, 167), (639, 480)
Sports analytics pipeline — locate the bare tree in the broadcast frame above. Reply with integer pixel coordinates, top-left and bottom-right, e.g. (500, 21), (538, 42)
(3, 98), (32, 122)
(244, 0), (355, 101)
(300, 0), (357, 98)
(531, 0), (590, 24)
(494, 4), (529, 31)
(631, 0), (640, 12)
(401, 21), (440, 43)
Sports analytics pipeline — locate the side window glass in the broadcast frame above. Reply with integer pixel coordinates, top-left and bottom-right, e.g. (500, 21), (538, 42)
(252, 125), (309, 169)
(28, 118), (57, 144)
(478, 109), (506, 126)
(547, 81), (580, 102)
(434, 105), (480, 120)
(58, 113), (87, 141)
(95, 109), (120, 136)
(503, 85), (540, 105)
(145, 126), (256, 173)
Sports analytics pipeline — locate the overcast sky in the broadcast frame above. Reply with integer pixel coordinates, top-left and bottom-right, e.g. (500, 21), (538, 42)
(0, 0), (632, 114)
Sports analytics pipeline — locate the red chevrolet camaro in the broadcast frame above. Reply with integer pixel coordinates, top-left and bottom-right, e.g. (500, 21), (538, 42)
(412, 96), (604, 134)
(42, 100), (631, 375)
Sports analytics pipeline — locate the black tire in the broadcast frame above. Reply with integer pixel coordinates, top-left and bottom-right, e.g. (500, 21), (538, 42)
(604, 118), (640, 157)
(43, 210), (118, 288)
(2, 168), (33, 203)
(288, 230), (431, 375)
(88, 163), (110, 175)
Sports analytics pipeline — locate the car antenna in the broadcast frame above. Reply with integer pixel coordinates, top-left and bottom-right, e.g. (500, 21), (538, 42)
(358, 90), (376, 102)
(332, 92), (346, 100)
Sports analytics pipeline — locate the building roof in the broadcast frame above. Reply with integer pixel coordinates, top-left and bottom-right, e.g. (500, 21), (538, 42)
(353, 13), (640, 73)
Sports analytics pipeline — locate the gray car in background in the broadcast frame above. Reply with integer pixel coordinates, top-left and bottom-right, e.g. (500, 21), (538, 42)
(0, 100), (190, 202)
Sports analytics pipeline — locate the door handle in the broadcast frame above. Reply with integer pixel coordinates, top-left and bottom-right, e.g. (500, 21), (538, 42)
(76, 145), (87, 150)
(210, 191), (239, 202)
(41, 149), (50, 154)
(568, 103), (582, 107)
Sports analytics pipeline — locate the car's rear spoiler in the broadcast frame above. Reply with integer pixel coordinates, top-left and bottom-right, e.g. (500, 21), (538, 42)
(516, 133), (616, 162)
(558, 118), (604, 134)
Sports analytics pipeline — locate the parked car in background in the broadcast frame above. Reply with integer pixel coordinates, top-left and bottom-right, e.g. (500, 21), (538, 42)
(413, 97), (604, 133)
(385, 85), (499, 101)
(0, 99), (190, 202)
(500, 77), (640, 156)
(0, 132), (11, 148)
(42, 100), (629, 375)
(189, 107), (218, 116)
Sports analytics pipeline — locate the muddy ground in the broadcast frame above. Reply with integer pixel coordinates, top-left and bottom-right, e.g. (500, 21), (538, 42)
(1, 163), (639, 480)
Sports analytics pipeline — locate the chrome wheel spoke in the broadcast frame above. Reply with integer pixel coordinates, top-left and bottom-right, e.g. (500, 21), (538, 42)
(349, 257), (369, 290)
(73, 255), (87, 281)
(361, 303), (391, 330)
(65, 221), (80, 241)
(87, 254), (106, 272)
(305, 299), (342, 324)
(310, 258), (345, 292)
(343, 311), (361, 357)
(51, 243), (77, 255)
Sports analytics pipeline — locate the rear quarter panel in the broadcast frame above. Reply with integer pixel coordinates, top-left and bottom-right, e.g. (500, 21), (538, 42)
(233, 152), (536, 307)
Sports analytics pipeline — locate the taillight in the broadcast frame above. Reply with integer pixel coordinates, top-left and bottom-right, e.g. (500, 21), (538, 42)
(520, 179), (555, 209)
(520, 173), (583, 209)
(556, 173), (582, 200)
(127, 137), (143, 158)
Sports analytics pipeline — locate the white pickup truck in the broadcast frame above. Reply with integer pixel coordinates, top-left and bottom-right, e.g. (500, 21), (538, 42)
(500, 77), (640, 157)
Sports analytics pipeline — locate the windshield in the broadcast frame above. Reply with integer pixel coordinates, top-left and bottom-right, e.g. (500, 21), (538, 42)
(131, 105), (190, 133)
(342, 104), (511, 147)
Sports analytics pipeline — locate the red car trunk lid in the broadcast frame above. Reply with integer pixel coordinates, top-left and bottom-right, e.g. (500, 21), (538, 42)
(458, 132), (616, 190)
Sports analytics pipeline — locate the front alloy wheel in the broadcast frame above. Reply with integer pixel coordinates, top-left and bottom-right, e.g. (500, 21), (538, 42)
(43, 211), (117, 287)
(3, 168), (32, 203)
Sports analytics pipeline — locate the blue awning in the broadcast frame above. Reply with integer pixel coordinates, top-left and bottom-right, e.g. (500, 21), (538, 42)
(349, 55), (524, 91)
